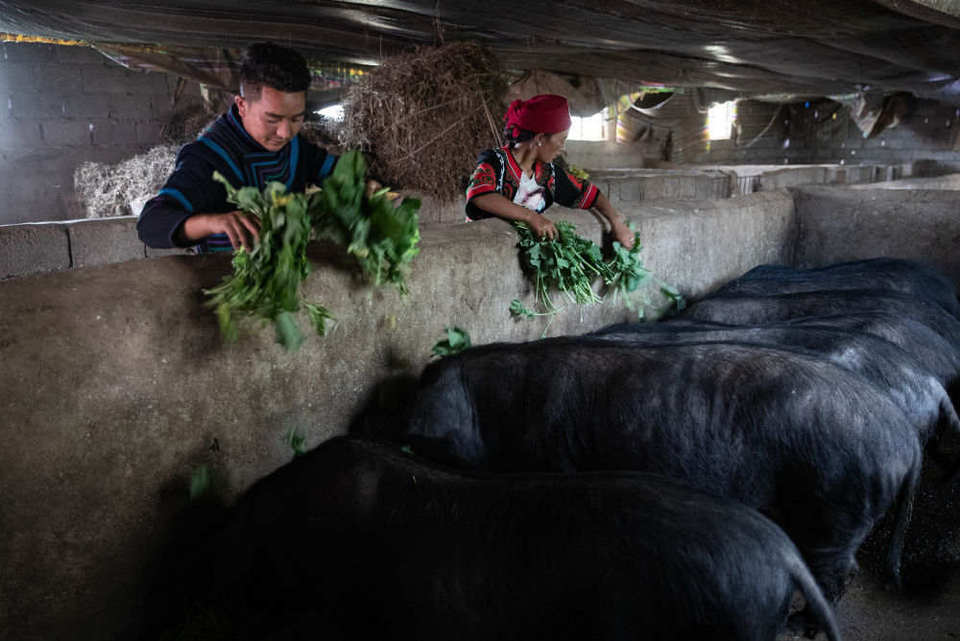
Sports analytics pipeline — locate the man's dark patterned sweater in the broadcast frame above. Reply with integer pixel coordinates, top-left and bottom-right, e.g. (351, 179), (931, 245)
(137, 104), (336, 252)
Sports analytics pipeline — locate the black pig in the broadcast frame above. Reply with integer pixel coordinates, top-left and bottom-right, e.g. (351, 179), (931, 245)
(405, 339), (922, 605)
(589, 319), (959, 454)
(165, 437), (842, 641)
(713, 258), (959, 318)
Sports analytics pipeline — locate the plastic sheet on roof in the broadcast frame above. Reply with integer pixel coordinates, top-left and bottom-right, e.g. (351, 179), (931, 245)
(2, 0), (960, 103)
(92, 42), (368, 108)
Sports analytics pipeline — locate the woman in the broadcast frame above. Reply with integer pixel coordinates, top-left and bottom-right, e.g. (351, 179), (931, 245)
(465, 94), (634, 248)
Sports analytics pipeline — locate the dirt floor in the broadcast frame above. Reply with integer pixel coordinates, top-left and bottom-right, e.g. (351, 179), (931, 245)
(837, 573), (960, 641)
(779, 572), (960, 640)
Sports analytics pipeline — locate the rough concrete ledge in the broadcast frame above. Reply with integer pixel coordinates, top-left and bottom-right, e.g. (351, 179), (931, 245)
(590, 169), (733, 202)
(791, 186), (960, 282)
(758, 165), (829, 190)
(0, 221), (71, 279)
(68, 217), (145, 268)
(0, 216), (191, 279)
(0, 162), (923, 280)
(847, 173), (960, 191)
(0, 192), (796, 641)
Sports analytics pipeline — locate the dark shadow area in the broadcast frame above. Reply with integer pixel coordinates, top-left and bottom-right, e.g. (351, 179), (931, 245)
(347, 372), (419, 442)
(138, 462), (233, 640)
(858, 457), (960, 596)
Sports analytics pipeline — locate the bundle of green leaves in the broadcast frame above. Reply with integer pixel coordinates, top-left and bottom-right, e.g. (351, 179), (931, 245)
(514, 220), (606, 313)
(203, 150), (422, 351)
(604, 230), (649, 312)
(204, 172), (333, 351)
(512, 220), (648, 316)
(313, 150), (421, 294)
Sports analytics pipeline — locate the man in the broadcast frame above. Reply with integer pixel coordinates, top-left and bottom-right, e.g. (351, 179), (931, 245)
(138, 42), (337, 252)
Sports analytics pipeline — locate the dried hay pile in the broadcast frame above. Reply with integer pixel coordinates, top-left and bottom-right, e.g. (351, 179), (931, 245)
(341, 42), (506, 202)
(74, 144), (178, 218)
(301, 117), (345, 155)
(161, 106), (216, 145)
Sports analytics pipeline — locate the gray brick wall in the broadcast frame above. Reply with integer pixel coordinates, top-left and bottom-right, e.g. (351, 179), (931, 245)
(0, 42), (196, 226)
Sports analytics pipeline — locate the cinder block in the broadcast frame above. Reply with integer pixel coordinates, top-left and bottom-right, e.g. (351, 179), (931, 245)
(0, 222), (71, 278)
(0, 62), (40, 90)
(0, 192), (65, 225)
(150, 95), (178, 121)
(0, 121), (44, 150)
(40, 120), (91, 147)
(67, 217), (145, 268)
(2, 43), (56, 63)
(108, 94), (152, 119)
(89, 118), (141, 146)
(80, 65), (131, 94)
(63, 93), (148, 120)
(114, 69), (169, 95)
(8, 92), (65, 119)
(143, 71), (171, 95)
(57, 45), (111, 65)
(597, 180), (619, 202)
(620, 179), (647, 201)
(32, 64), (84, 94)
(135, 119), (165, 145)
(0, 167), (63, 202)
(63, 94), (112, 119)
(81, 65), (167, 95)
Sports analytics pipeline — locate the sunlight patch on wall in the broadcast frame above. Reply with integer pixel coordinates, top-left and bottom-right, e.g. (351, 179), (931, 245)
(707, 100), (737, 141)
(569, 109), (606, 141)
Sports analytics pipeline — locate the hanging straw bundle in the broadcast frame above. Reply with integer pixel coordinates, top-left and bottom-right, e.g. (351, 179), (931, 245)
(340, 42), (506, 202)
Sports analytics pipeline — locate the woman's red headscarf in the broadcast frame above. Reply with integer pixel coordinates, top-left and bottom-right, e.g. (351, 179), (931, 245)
(504, 94), (572, 138)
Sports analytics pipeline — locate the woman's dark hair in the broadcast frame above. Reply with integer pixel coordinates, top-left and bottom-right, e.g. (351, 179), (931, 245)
(240, 42), (312, 99)
(503, 124), (537, 147)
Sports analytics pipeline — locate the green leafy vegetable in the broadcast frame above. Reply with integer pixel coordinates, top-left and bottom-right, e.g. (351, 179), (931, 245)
(567, 164), (590, 181)
(604, 232), (649, 314)
(514, 220), (605, 313)
(431, 326), (472, 358)
(204, 172), (325, 351)
(313, 150), (421, 294)
(285, 427), (307, 457)
(658, 280), (687, 313)
(509, 298), (538, 319)
(512, 220), (648, 316)
(203, 150), (421, 351)
(189, 465), (211, 501)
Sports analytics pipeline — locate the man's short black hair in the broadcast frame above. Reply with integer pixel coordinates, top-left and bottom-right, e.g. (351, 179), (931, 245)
(240, 42), (312, 99)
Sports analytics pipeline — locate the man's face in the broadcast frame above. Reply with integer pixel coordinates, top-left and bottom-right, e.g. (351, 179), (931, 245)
(236, 85), (306, 151)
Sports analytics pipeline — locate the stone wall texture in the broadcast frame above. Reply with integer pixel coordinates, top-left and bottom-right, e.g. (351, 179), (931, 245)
(0, 42), (189, 226)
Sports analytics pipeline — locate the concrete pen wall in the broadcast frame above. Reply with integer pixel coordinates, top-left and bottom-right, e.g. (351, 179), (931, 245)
(0, 191), (796, 641)
(4, 185), (960, 641)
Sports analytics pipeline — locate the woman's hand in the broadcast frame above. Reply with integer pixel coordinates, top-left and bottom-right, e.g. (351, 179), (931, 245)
(528, 215), (558, 241)
(591, 192), (635, 250)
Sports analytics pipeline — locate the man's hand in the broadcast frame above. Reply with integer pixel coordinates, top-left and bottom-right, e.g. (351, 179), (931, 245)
(611, 219), (635, 250)
(365, 179), (401, 201)
(182, 211), (261, 250)
(528, 215), (558, 241)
